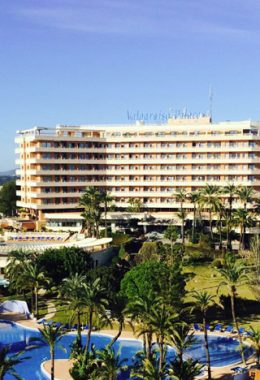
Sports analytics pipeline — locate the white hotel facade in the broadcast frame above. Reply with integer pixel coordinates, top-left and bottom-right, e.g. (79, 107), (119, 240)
(15, 116), (260, 230)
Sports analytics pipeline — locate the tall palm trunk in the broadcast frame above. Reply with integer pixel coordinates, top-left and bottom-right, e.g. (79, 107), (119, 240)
(77, 310), (82, 349)
(104, 201), (108, 237)
(158, 335), (165, 376)
(51, 347), (55, 380)
(85, 308), (93, 356)
(147, 329), (153, 361)
(230, 288), (246, 365)
(203, 314), (211, 380)
(34, 286), (38, 319)
(192, 204), (196, 243)
(109, 320), (123, 347)
(219, 214), (223, 252)
(209, 209), (213, 239)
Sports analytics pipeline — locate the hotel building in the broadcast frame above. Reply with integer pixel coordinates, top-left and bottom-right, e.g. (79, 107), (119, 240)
(15, 116), (260, 229)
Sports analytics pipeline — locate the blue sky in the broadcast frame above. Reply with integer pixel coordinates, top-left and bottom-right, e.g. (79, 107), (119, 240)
(1, 0), (260, 170)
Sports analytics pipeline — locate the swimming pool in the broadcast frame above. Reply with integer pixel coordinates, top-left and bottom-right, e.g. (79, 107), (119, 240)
(0, 320), (252, 379)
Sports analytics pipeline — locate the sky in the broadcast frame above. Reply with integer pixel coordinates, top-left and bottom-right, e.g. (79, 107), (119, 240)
(1, 0), (260, 170)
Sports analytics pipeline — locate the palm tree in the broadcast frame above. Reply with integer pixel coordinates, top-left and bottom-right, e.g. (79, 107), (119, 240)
(169, 358), (204, 380)
(250, 236), (260, 301)
(108, 295), (127, 348)
(200, 184), (221, 239)
(38, 323), (65, 380)
(127, 198), (143, 213)
(80, 187), (103, 237)
(131, 352), (176, 380)
(0, 346), (29, 380)
(167, 322), (197, 378)
(100, 190), (114, 237)
(82, 277), (108, 355)
(187, 191), (201, 243)
(217, 253), (249, 365)
(173, 189), (187, 245)
(233, 209), (254, 250)
(61, 273), (86, 351)
(191, 291), (217, 380)
(247, 327), (260, 365)
(236, 186), (254, 211)
(125, 291), (155, 360)
(21, 262), (46, 319)
(92, 346), (128, 380)
(223, 183), (237, 250)
(148, 299), (178, 373)
(177, 209), (188, 247)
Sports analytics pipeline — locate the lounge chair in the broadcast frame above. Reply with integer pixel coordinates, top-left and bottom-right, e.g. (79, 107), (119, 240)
(83, 324), (89, 330)
(55, 322), (62, 328)
(193, 323), (201, 331)
(205, 324), (210, 331)
(71, 324), (78, 331)
(238, 327), (245, 335)
(224, 325), (233, 334)
(37, 318), (46, 324)
(214, 323), (222, 332)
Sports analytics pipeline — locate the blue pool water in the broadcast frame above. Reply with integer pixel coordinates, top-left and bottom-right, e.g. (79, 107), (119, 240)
(0, 320), (252, 379)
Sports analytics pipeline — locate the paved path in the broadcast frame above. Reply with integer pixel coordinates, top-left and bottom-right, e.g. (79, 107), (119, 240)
(44, 300), (56, 320)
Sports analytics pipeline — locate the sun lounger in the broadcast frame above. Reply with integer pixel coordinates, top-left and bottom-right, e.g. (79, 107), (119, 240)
(37, 318), (46, 324)
(55, 322), (62, 328)
(224, 325), (233, 333)
(214, 324), (222, 332)
(193, 323), (201, 331)
(83, 324), (89, 330)
(71, 324), (78, 331)
(238, 327), (245, 334)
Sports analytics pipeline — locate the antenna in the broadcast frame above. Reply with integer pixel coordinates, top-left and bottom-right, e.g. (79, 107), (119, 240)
(209, 85), (213, 122)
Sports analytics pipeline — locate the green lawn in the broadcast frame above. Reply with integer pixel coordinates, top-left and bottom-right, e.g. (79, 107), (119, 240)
(184, 263), (260, 329)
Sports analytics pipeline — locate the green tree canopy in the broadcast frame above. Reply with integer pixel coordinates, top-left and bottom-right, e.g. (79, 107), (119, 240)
(37, 247), (93, 286)
(0, 180), (16, 216)
(120, 260), (186, 308)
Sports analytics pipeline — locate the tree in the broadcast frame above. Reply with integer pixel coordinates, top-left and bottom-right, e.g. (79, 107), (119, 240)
(108, 294), (127, 348)
(233, 209), (254, 250)
(135, 241), (160, 263)
(200, 184), (221, 239)
(131, 352), (175, 380)
(223, 183), (237, 250)
(20, 262), (46, 319)
(0, 346), (29, 380)
(79, 187), (104, 237)
(82, 277), (108, 355)
(164, 225), (179, 255)
(236, 186), (254, 211)
(121, 261), (167, 302)
(191, 291), (217, 380)
(127, 198), (143, 213)
(92, 346), (128, 380)
(247, 327), (260, 365)
(61, 273), (86, 352)
(37, 247), (93, 286)
(167, 322), (197, 379)
(148, 299), (178, 373)
(99, 190), (114, 237)
(250, 236), (260, 301)
(187, 191), (201, 243)
(0, 180), (16, 216)
(169, 358), (204, 380)
(217, 253), (249, 365)
(37, 323), (65, 380)
(125, 291), (155, 360)
(173, 189), (187, 245)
